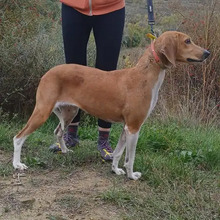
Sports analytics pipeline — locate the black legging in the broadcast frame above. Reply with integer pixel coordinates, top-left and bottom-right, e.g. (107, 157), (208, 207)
(62, 4), (125, 128)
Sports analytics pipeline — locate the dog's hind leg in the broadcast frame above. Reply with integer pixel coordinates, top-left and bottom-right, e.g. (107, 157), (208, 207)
(13, 136), (28, 170)
(53, 105), (79, 153)
(112, 127), (127, 175)
(13, 104), (53, 170)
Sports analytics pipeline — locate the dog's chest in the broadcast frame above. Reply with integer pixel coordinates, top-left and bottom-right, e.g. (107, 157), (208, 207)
(147, 70), (165, 118)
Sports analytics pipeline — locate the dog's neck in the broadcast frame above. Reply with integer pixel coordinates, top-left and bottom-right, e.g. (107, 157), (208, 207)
(136, 41), (173, 71)
(136, 47), (166, 73)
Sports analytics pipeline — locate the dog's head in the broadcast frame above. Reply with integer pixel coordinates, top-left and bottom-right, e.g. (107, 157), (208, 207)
(155, 31), (210, 67)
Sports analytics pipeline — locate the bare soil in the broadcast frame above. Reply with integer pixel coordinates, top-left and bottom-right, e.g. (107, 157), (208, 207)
(0, 152), (124, 220)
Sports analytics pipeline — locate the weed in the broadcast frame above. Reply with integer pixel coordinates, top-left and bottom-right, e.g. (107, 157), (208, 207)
(0, 164), (13, 177)
(55, 195), (85, 211)
(101, 187), (136, 207)
(47, 215), (67, 220)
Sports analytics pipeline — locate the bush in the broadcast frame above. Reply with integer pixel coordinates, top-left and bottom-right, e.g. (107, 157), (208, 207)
(122, 22), (150, 48)
(0, 0), (63, 116)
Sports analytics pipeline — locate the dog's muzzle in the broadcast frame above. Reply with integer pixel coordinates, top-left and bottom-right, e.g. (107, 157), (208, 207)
(187, 50), (210, 62)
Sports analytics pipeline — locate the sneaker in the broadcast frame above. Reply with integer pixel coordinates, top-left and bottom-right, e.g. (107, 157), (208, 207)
(97, 139), (113, 161)
(49, 133), (79, 153)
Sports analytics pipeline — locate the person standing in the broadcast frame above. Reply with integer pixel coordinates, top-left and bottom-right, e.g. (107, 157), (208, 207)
(50, 0), (125, 161)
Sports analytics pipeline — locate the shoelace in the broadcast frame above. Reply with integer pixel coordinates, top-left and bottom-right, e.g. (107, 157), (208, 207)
(99, 140), (113, 153)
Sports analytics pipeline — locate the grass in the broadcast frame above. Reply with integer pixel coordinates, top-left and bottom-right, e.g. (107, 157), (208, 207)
(136, 121), (220, 185)
(55, 194), (85, 212)
(0, 116), (219, 219)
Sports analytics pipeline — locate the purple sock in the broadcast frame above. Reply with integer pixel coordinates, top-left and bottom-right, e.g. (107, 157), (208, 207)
(67, 125), (78, 138)
(98, 131), (110, 143)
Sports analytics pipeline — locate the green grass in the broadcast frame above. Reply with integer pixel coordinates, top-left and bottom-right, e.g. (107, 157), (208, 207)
(0, 117), (219, 219)
(55, 194), (85, 211)
(135, 121), (220, 186)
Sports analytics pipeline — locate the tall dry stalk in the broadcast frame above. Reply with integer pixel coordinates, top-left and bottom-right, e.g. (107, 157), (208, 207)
(156, 0), (220, 125)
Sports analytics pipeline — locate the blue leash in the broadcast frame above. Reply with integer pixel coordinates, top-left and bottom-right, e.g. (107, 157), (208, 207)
(147, 0), (156, 36)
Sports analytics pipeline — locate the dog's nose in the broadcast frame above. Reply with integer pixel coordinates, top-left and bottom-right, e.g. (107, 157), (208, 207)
(202, 50), (210, 60)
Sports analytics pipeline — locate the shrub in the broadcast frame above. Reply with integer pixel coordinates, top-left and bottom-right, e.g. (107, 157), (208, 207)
(0, 0), (63, 116)
(122, 22), (149, 48)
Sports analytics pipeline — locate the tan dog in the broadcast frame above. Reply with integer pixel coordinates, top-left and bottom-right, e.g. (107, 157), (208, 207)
(13, 31), (210, 180)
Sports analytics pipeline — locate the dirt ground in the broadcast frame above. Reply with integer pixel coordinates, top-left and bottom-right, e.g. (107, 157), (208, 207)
(0, 152), (125, 220)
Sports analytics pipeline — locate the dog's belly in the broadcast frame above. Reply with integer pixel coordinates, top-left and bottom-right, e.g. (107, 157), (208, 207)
(54, 101), (124, 123)
(147, 70), (165, 118)
(81, 104), (124, 123)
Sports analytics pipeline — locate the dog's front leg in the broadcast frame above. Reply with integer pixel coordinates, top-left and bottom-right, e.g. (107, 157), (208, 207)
(112, 128), (126, 175)
(124, 130), (141, 180)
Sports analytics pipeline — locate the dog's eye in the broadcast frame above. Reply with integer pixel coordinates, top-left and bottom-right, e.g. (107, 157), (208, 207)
(185, 39), (191, 44)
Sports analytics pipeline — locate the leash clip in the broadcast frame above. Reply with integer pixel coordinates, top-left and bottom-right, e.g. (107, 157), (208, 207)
(146, 33), (157, 40)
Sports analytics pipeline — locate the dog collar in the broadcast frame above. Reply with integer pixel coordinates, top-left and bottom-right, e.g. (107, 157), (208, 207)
(151, 40), (160, 63)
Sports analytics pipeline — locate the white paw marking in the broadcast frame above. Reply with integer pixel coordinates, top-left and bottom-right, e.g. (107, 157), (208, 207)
(61, 148), (73, 153)
(128, 172), (142, 180)
(13, 162), (28, 170)
(112, 168), (126, 175)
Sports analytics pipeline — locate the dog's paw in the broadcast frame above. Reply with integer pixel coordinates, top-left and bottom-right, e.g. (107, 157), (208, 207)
(112, 167), (126, 175)
(128, 172), (142, 180)
(13, 162), (28, 170)
(61, 148), (73, 154)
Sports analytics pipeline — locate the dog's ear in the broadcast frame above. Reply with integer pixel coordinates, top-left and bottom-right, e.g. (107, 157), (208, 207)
(161, 38), (177, 67)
